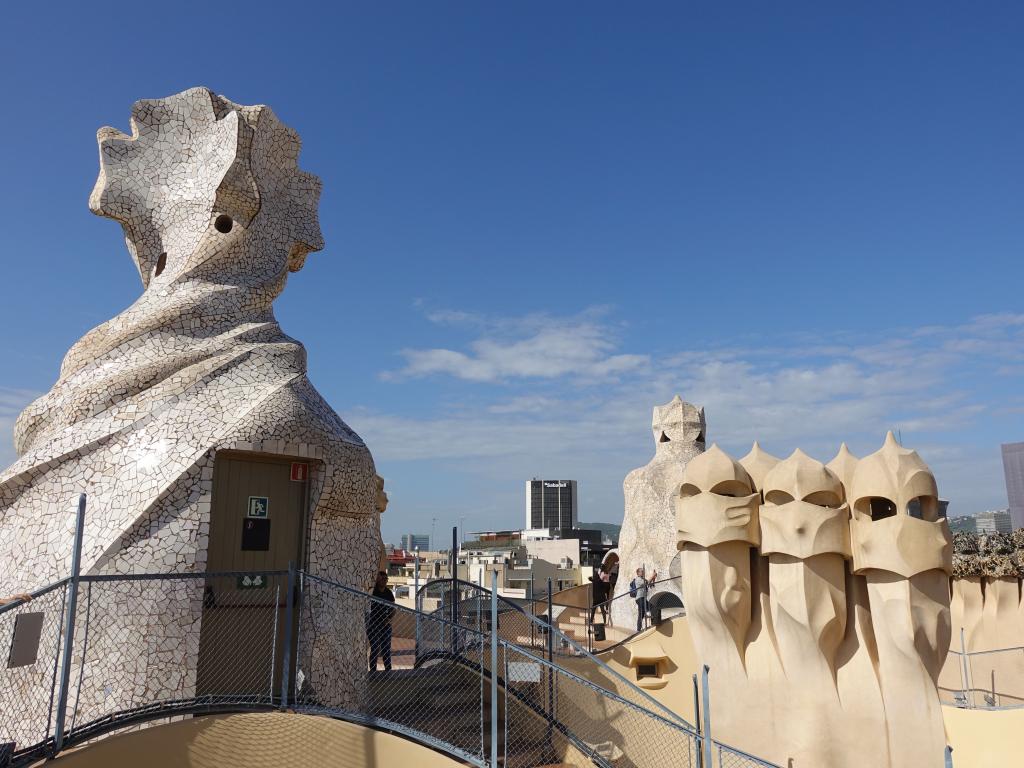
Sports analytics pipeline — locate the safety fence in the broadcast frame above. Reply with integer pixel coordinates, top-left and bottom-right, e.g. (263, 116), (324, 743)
(945, 643), (1024, 710)
(601, 575), (686, 644)
(1, 567), (781, 768)
(417, 575), (686, 656)
(0, 579), (68, 756)
(414, 576), (696, 732)
(498, 642), (701, 767)
(713, 743), (787, 768)
(418, 577), (590, 659)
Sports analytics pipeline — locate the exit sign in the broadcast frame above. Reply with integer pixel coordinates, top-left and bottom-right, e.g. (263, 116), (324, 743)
(291, 463), (308, 482)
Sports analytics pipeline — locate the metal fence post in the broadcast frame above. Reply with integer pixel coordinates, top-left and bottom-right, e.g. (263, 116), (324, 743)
(547, 578), (554, 733)
(529, 574), (535, 649)
(546, 579), (554, 665)
(269, 583), (281, 702)
(945, 744), (954, 768)
(451, 527), (460, 658)
(414, 548), (421, 662)
(490, 570), (499, 766)
(280, 561), (297, 709)
(701, 664), (713, 768)
(53, 493), (86, 755)
(959, 627), (970, 707)
(692, 673), (703, 768)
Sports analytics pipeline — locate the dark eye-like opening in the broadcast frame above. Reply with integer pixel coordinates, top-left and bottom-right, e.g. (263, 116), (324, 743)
(764, 490), (794, 505)
(804, 490), (842, 509)
(153, 252), (167, 278)
(907, 496), (939, 522)
(696, 431), (705, 443)
(214, 214), (234, 233)
(679, 483), (701, 499)
(867, 497), (897, 521)
(710, 480), (751, 498)
(637, 663), (659, 679)
(659, 432), (671, 443)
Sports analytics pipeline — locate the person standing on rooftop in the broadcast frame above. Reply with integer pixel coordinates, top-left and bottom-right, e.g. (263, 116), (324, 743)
(368, 571), (396, 671)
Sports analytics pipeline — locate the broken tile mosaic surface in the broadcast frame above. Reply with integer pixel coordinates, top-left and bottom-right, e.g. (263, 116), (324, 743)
(0, 88), (382, 732)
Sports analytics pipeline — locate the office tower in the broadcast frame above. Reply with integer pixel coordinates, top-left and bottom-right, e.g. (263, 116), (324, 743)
(401, 533), (431, 551)
(1002, 443), (1024, 530)
(525, 479), (578, 532)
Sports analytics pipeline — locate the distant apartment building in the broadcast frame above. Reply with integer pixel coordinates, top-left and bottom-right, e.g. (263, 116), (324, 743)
(458, 542), (585, 598)
(975, 509), (1013, 534)
(386, 550), (452, 605)
(1003, 442), (1024, 530)
(401, 533), (431, 551)
(526, 479), (578, 531)
(471, 526), (609, 569)
(948, 509), (1012, 535)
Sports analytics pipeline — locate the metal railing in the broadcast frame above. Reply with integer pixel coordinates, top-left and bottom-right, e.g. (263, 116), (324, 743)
(415, 576), (693, 729)
(944, 629), (1024, 710)
(0, 578), (68, 756)
(2, 565), (786, 767)
(417, 574), (685, 655)
(600, 575), (685, 642)
(499, 641), (701, 767)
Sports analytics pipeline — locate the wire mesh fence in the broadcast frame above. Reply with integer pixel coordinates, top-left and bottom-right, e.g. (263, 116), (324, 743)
(2, 568), (784, 768)
(293, 573), (488, 765)
(0, 581), (67, 755)
(64, 571), (288, 737)
(415, 577), (693, 732)
(714, 742), (785, 768)
(418, 578), (558, 657)
(499, 640), (703, 768)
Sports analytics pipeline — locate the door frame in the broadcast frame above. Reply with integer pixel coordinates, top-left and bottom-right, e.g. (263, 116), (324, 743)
(210, 449), (318, 573)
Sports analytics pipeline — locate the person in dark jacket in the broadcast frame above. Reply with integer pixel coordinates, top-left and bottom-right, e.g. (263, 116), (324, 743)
(368, 571), (396, 671)
(589, 570), (609, 625)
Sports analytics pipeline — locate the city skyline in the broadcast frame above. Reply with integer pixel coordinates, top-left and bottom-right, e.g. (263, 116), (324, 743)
(0, 4), (1022, 546)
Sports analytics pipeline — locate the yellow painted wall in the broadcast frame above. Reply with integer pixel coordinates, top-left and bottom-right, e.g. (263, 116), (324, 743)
(594, 614), (1024, 767)
(589, 615), (702, 723)
(942, 706), (1024, 768)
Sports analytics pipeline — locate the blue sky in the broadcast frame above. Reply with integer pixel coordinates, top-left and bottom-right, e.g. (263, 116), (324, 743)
(1, 3), (1021, 546)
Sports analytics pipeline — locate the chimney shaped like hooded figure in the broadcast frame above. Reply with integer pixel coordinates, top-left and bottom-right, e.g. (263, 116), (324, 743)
(0, 88), (382, 739)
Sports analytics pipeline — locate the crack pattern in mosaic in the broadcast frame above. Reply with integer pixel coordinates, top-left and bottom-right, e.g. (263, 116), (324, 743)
(0, 88), (382, 731)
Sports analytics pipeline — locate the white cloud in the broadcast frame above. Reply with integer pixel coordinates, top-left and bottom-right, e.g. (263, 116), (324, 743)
(365, 309), (1024, 535)
(0, 387), (39, 469)
(385, 307), (649, 383)
(487, 396), (563, 414)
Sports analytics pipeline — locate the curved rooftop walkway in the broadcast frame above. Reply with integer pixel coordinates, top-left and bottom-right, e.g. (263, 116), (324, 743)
(37, 712), (466, 768)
